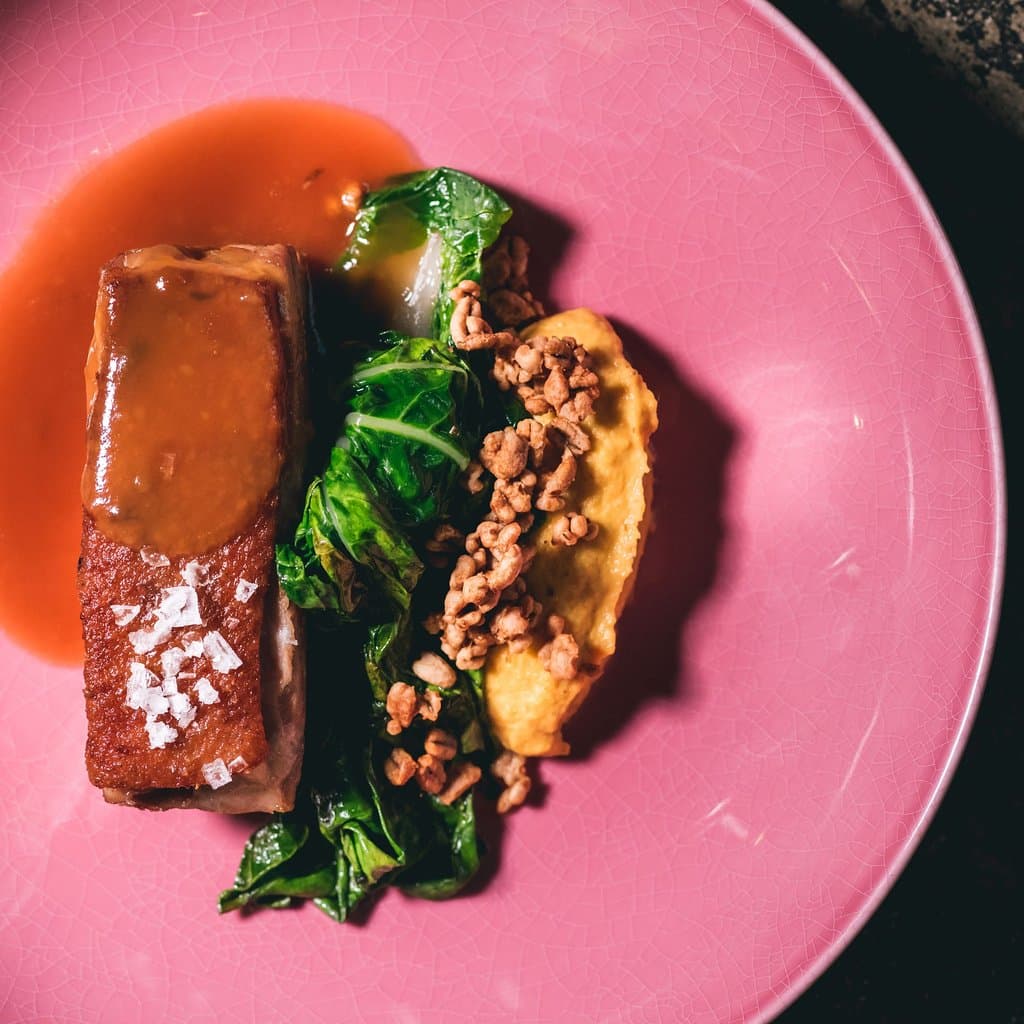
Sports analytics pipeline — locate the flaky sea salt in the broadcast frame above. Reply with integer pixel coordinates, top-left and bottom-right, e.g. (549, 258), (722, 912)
(234, 578), (258, 603)
(128, 618), (172, 655)
(145, 717), (178, 749)
(201, 758), (233, 789)
(120, 563), (241, 749)
(126, 662), (158, 710)
(160, 647), (188, 679)
(203, 630), (241, 673)
(155, 586), (203, 628)
(227, 755), (248, 773)
(129, 588), (201, 654)
(140, 547), (170, 568)
(144, 689), (170, 716)
(126, 658), (206, 744)
(168, 691), (196, 729)
(167, 692), (191, 716)
(110, 604), (141, 626)
(180, 560), (211, 588)
(194, 677), (219, 705)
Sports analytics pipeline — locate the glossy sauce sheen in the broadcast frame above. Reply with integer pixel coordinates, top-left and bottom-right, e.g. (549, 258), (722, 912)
(0, 99), (417, 663)
(84, 249), (284, 555)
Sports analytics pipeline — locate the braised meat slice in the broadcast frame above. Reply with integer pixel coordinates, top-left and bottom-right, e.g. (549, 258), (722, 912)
(78, 243), (309, 812)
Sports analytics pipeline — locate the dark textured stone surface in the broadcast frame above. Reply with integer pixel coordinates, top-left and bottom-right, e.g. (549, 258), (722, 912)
(844, 0), (1024, 128)
(876, 0), (1024, 77)
(770, 3), (1022, 1021)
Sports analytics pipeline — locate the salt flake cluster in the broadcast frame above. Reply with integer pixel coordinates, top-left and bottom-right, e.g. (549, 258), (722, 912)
(201, 758), (232, 789)
(200, 753), (250, 791)
(109, 559), (245, 754)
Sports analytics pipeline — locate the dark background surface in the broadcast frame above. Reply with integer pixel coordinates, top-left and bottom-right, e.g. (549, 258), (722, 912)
(769, 3), (1021, 1022)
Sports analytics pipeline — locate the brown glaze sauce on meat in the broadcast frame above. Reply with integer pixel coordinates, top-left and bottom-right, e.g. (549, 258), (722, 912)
(0, 99), (417, 663)
(84, 250), (285, 555)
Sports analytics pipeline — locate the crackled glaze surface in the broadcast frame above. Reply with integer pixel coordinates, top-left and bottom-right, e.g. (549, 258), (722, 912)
(0, 2), (1004, 1023)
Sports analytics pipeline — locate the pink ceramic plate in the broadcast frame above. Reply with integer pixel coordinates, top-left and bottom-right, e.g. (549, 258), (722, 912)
(0, 2), (1004, 1022)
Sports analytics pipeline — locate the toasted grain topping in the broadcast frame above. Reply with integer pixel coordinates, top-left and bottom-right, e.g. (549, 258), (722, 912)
(384, 748), (417, 786)
(424, 523), (465, 567)
(415, 753), (447, 795)
(411, 652), (457, 689)
(493, 749), (532, 814)
(392, 240), (600, 811)
(438, 761), (483, 805)
(437, 246), (603, 686)
(461, 459), (488, 494)
(386, 682), (419, 733)
(550, 512), (596, 546)
(480, 427), (529, 480)
(423, 728), (458, 761)
(488, 288), (542, 328)
(539, 631), (580, 681)
(417, 689), (442, 722)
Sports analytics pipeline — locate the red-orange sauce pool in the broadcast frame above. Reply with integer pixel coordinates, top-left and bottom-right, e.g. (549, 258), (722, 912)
(0, 99), (418, 664)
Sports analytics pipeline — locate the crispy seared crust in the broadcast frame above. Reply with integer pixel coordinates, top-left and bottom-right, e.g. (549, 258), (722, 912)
(80, 507), (275, 789)
(79, 243), (309, 812)
(100, 581), (305, 813)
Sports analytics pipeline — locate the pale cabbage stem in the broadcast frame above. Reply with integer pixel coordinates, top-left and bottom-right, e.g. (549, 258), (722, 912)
(347, 361), (465, 384)
(344, 412), (470, 469)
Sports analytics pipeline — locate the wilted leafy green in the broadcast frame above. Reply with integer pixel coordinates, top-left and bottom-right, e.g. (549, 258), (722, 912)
(342, 336), (483, 527)
(222, 168), (508, 925)
(218, 820), (335, 913)
(275, 445), (422, 616)
(340, 167), (512, 341)
(220, 628), (489, 922)
(400, 793), (480, 900)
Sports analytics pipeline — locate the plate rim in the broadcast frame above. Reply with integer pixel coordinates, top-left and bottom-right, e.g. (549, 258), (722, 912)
(745, 2), (1007, 1020)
